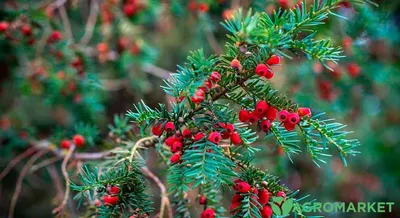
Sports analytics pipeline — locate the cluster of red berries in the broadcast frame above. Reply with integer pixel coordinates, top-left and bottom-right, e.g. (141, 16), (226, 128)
(102, 185), (121, 206)
(278, 107), (311, 131)
(229, 179), (276, 218)
(239, 100), (277, 132)
(230, 55), (280, 79)
(152, 121), (244, 163)
(60, 134), (85, 149)
(190, 71), (221, 104)
(255, 55), (281, 79)
(0, 20), (62, 45)
(239, 100), (311, 132)
(123, 0), (145, 17)
(210, 122), (243, 145)
(188, 1), (209, 13)
(316, 79), (338, 102)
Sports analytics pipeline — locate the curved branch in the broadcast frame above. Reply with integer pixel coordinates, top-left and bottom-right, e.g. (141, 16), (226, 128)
(141, 166), (173, 218)
(52, 145), (76, 215)
(8, 150), (48, 218)
(0, 147), (36, 181)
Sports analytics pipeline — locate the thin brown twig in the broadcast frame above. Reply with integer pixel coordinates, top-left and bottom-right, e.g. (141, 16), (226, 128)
(0, 147), (36, 181)
(205, 29), (223, 55)
(52, 145), (76, 216)
(48, 164), (64, 202)
(8, 150), (48, 218)
(141, 166), (173, 218)
(59, 5), (74, 42)
(30, 156), (62, 173)
(79, 0), (99, 45)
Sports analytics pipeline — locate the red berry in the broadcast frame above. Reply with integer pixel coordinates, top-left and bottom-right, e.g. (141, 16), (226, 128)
(182, 129), (192, 138)
(255, 100), (269, 115)
(193, 132), (205, 141)
(229, 202), (241, 214)
(191, 89), (205, 104)
(165, 121), (175, 132)
(278, 110), (289, 122)
(248, 112), (259, 123)
(260, 120), (271, 132)
(199, 196), (207, 204)
(171, 141), (183, 153)
(205, 80), (212, 89)
(266, 55), (281, 65)
(277, 191), (286, 199)
(49, 30), (62, 43)
(221, 131), (230, 139)
(278, 0), (289, 8)
(187, 1), (198, 12)
(152, 123), (164, 136)
(225, 124), (235, 134)
(230, 132), (242, 145)
(266, 107), (277, 121)
(236, 182), (251, 193)
(104, 195), (119, 206)
(197, 3), (209, 13)
(0, 21), (9, 33)
(20, 24), (32, 36)
(261, 205), (272, 218)
(60, 139), (71, 149)
(255, 64), (270, 77)
(94, 199), (101, 207)
(200, 208), (215, 218)
(258, 189), (270, 205)
(231, 58), (242, 71)
(264, 69), (274, 79)
(231, 194), (242, 203)
(288, 113), (300, 125)
(110, 186), (120, 194)
(165, 136), (176, 147)
(170, 153), (181, 163)
(210, 71), (221, 83)
(347, 63), (361, 78)
(284, 122), (296, 131)
(73, 134), (85, 147)
(208, 131), (221, 144)
(239, 109), (250, 122)
(124, 4), (137, 17)
(297, 107), (311, 118)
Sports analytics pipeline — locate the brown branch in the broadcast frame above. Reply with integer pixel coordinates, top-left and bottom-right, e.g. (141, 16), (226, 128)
(30, 156), (62, 173)
(141, 166), (173, 218)
(48, 164), (64, 202)
(142, 64), (172, 79)
(0, 147), (36, 181)
(79, 0), (99, 45)
(205, 29), (223, 55)
(8, 150), (48, 218)
(59, 5), (74, 42)
(52, 145), (76, 216)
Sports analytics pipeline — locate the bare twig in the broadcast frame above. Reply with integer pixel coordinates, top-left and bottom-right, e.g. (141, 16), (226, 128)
(142, 64), (172, 79)
(48, 165), (64, 201)
(52, 145), (76, 216)
(141, 166), (173, 218)
(51, 0), (68, 8)
(59, 6), (74, 42)
(79, 0), (99, 45)
(205, 28), (223, 55)
(31, 156), (62, 173)
(129, 136), (158, 165)
(0, 147), (36, 181)
(8, 150), (48, 218)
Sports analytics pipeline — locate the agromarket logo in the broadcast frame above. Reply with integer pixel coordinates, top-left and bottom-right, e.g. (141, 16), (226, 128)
(270, 197), (395, 217)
